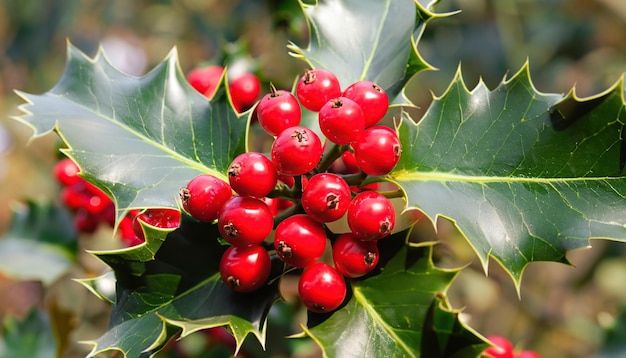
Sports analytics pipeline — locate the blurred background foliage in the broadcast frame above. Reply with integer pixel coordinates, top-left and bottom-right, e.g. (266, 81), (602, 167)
(0, 0), (625, 357)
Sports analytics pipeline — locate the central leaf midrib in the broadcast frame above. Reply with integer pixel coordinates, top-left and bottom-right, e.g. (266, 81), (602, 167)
(392, 170), (621, 184)
(56, 90), (226, 180)
(352, 286), (416, 358)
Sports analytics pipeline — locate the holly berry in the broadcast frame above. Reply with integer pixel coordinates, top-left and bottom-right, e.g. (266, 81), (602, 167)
(342, 80), (388, 127)
(347, 191), (395, 241)
(187, 65), (224, 98)
(483, 336), (515, 358)
(332, 233), (379, 278)
(256, 86), (302, 136)
(318, 97), (365, 145)
(302, 173), (351, 223)
(229, 73), (261, 112)
(298, 262), (346, 313)
(296, 69), (341, 112)
(274, 214), (327, 268)
(132, 208), (181, 241)
(352, 125), (401, 176)
(228, 152), (277, 198)
(220, 245), (271, 293)
(54, 158), (81, 186)
(271, 126), (323, 175)
(217, 196), (274, 247)
(179, 174), (232, 222)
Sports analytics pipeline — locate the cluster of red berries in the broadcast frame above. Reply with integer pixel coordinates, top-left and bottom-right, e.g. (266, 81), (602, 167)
(180, 68), (403, 314)
(54, 158), (181, 247)
(483, 336), (541, 358)
(187, 64), (261, 112)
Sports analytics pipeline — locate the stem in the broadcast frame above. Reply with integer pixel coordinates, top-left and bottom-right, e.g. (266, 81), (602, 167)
(273, 201), (304, 227)
(379, 189), (405, 199)
(340, 171), (368, 186)
(311, 143), (346, 175)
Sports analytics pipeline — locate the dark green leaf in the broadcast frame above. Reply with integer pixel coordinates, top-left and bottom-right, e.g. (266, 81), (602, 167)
(391, 66), (626, 285)
(302, 233), (485, 357)
(289, 0), (443, 103)
(83, 215), (281, 357)
(14, 43), (247, 222)
(0, 200), (77, 285)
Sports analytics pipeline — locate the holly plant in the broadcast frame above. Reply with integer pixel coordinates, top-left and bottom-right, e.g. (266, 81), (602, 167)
(8, 0), (626, 357)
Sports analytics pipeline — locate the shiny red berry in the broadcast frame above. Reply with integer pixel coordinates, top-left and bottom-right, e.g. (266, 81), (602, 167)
(220, 245), (271, 293)
(271, 126), (323, 175)
(352, 126), (401, 176)
(228, 152), (277, 198)
(347, 191), (395, 241)
(180, 174), (232, 222)
(229, 73), (261, 112)
(302, 173), (351, 223)
(298, 262), (346, 313)
(296, 69), (341, 112)
(332, 233), (379, 278)
(54, 158), (81, 186)
(218, 196), (274, 247)
(318, 97), (365, 145)
(256, 85), (302, 136)
(274, 214), (326, 268)
(342, 80), (388, 127)
(483, 336), (515, 358)
(187, 65), (224, 98)
(132, 208), (181, 241)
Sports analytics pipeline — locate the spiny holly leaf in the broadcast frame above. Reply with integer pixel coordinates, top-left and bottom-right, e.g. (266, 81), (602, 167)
(83, 215), (281, 357)
(14, 43), (247, 223)
(0, 200), (77, 285)
(391, 65), (626, 286)
(289, 0), (447, 103)
(301, 234), (486, 357)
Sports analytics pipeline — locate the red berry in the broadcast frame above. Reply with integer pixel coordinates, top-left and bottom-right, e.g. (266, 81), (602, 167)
(332, 233), (379, 278)
(220, 245), (271, 293)
(296, 69), (341, 112)
(347, 191), (395, 241)
(187, 65), (225, 98)
(132, 208), (181, 240)
(229, 73), (261, 112)
(274, 214), (326, 268)
(256, 86), (302, 136)
(302, 173), (351, 223)
(271, 126), (323, 175)
(483, 336), (515, 358)
(298, 262), (346, 313)
(352, 126), (401, 176)
(228, 152), (277, 198)
(330, 150), (360, 174)
(179, 174), (232, 222)
(54, 158), (81, 186)
(74, 208), (99, 234)
(318, 97), (365, 145)
(342, 80), (388, 127)
(218, 196), (274, 247)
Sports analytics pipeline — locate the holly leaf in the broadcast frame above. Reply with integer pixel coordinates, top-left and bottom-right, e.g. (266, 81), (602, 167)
(288, 0), (447, 103)
(391, 66), (626, 286)
(83, 215), (282, 357)
(0, 200), (77, 285)
(301, 233), (487, 357)
(14, 43), (247, 222)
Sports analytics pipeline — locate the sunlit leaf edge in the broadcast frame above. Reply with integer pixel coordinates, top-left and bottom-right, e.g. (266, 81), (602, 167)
(390, 61), (626, 292)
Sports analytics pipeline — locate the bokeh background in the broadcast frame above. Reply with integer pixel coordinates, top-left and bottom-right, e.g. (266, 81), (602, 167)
(0, 0), (625, 357)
